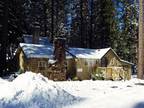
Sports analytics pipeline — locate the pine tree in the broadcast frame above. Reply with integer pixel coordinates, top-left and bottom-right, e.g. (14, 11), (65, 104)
(67, 0), (82, 47)
(0, 0), (24, 75)
(0, 0), (8, 75)
(114, 0), (138, 63)
(92, 0), (117, 49)
(69, 0), (117, 49)
(45, 0), (66, 42)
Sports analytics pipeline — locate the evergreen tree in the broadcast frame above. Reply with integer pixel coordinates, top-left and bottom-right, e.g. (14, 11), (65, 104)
(114, 0), (138, 63)
(0, 0), (8, 76)
(0, 0), (24, 75)
(69, 0), (81, 47)
(22, 0), (46, 35)
(70, 0), (117, 49)
(45, 0), (66, 42)
(92, 0), (117, 49)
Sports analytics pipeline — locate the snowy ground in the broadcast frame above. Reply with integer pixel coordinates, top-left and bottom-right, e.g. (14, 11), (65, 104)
(0, 72), (144, 108)
(57, 79), (144, 108)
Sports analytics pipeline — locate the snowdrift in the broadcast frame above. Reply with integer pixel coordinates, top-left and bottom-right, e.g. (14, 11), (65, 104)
(0, 72), (80, 108)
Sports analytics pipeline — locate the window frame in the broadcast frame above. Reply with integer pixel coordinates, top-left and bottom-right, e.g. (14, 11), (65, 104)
(38, 61), (47, 70)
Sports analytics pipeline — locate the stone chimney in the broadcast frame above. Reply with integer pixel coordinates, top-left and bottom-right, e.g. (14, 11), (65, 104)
(32, 21), (40, 44)
(53, 37), (66, 65)
(52, 37), (66, 80)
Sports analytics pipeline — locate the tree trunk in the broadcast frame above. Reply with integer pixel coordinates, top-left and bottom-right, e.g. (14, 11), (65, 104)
(80, 0), (84, 47)
(51, 0), (54, 42)
(89, 0), (93, 48)
(1, 0), (8, 75)
(138, 0), (144, 79)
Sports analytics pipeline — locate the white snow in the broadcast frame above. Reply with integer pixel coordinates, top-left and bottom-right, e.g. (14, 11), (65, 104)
(22, 35), (112, 59)
(0, 72), (80, 108)
(20, 43), (54, 58)
(19, 41), (133, 66)
(0, 72), (144, 108)
(57, 79), (144, 108)
(19, 43), (111, 59)
(68, 47), (111, 59)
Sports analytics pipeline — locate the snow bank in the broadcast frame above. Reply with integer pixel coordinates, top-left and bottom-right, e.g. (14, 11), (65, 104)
(0, 72), (80, 108)
(1, 72), (144, 108)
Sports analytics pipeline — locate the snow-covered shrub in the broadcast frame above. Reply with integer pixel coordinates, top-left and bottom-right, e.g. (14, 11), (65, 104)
(91, 68), (105, 80)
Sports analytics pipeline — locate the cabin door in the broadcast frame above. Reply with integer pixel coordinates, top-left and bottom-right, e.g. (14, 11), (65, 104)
(106, 68), (112, 79)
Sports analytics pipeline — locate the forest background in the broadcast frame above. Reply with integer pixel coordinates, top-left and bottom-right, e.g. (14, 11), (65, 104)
(0, 0), (138, 76)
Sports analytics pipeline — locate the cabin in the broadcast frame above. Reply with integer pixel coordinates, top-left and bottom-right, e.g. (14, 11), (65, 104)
(66, 48), (133, 80)
(16, 34), (67, 81)
(17, 43), (67, 81)
(16, 35), (133, 81)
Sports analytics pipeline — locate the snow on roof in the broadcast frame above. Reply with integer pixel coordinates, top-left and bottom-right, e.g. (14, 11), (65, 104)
(120, 59), (134, 65)
(68, 47), (111, 59)
(19, 43), (134, 65)
(20, 43), (111, 59)
(20, 43), (54, 58)
(23, 34), (52, 45)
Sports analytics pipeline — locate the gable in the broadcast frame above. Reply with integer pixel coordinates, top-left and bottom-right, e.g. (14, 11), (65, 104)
(103, 49), (133, 67)
(101, 49), (122, 67)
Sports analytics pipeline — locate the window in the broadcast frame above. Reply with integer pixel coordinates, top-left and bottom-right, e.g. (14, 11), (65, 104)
(38, 61), (47, 70)
(101, 57), (108, 67)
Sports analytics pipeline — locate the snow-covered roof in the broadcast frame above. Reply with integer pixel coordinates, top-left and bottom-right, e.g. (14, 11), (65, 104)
(23, 34), (52, 45)
(22, 34), (118, 59)
(20, 43), (134, 65)
(20, 43), (54, 58)
(67, 47), (111, 59)
(120, 59), (134, 65)
(20, 43), (111, 59)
